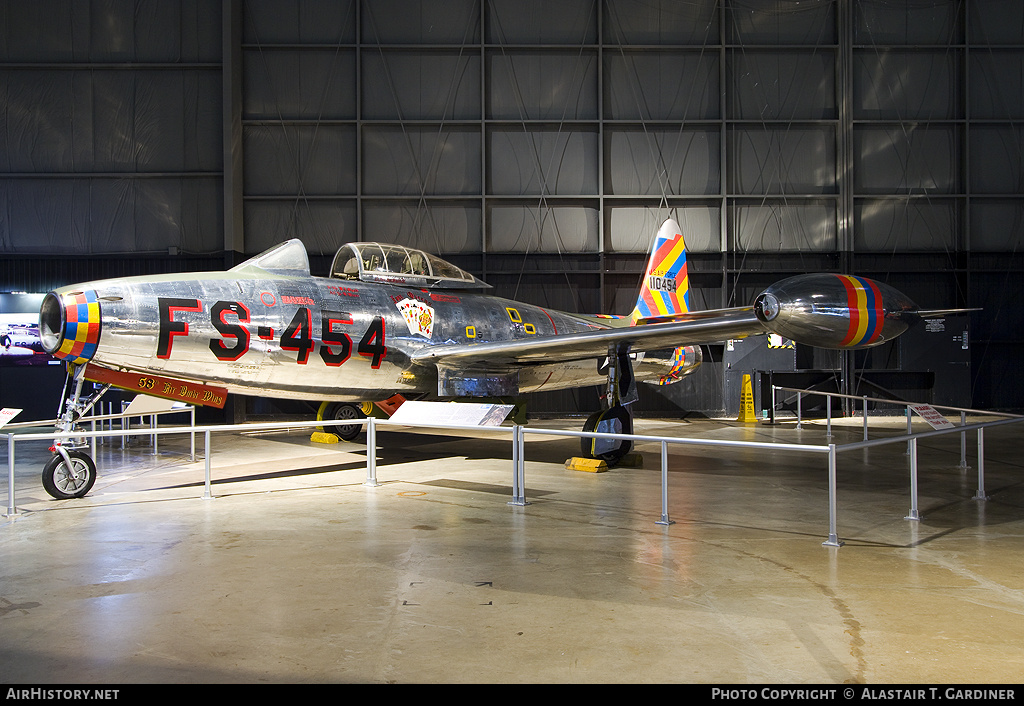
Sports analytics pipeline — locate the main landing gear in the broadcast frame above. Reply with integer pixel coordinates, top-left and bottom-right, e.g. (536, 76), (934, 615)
(580, 344), (638, 466)
(314, 395), (408, 443)
(581, 404), (633, 464)
(320, 401), (365, 442)
(43, 365), (109, 499)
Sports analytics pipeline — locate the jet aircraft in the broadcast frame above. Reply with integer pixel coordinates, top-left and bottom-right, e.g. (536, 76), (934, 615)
(1, 316), (45, 360)
(37, 219), (949, 499)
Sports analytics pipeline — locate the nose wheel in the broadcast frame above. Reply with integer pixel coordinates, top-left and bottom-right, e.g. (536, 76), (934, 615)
(42, 449), (97, 499)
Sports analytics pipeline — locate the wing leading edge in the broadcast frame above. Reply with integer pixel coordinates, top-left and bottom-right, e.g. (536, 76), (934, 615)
(411, 306), (762, 368)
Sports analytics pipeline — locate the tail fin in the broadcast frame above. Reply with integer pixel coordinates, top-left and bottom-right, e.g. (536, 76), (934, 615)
(630, 219), (691, 325)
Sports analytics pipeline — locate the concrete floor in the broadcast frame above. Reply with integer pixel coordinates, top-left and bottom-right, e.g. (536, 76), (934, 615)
(1, 413), (1023, 684)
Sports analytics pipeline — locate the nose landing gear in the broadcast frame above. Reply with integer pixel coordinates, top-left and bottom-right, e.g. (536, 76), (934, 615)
(43, 365), (108, 500)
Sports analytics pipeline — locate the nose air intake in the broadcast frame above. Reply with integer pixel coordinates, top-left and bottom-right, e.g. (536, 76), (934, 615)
(39, 290), (102, 364)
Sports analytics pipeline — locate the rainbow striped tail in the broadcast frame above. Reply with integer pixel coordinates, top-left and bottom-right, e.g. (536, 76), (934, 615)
(630, 219), (691, 325)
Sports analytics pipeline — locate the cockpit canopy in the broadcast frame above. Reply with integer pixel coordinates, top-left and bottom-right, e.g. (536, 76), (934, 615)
(329, 242), (490, 290)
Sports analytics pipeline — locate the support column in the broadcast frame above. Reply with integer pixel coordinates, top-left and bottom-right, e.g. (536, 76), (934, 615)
(222, 0), (244, 263)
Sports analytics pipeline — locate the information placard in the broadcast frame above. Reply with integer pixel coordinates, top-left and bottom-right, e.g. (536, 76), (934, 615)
(387, 400), (513, 428)
(909, 403), (955, 430)
(0, 408), (22, 429)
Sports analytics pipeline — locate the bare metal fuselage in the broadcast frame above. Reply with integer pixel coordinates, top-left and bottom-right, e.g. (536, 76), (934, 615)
(34, 224), (952, 502)
(43, 270), (693, 403)
(39, 226), (933, 411)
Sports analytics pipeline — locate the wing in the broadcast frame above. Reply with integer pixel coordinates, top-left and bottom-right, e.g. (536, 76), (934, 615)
(411, 306), (763, 367)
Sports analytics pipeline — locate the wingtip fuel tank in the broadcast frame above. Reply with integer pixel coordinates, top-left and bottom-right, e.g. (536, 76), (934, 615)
(753, 273), (919, 350)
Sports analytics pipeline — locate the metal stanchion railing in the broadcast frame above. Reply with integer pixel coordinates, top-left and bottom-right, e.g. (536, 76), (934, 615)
(509, 424), (521, 505)
(959, 411), (969, 470)
(656, 440), (673, 526)
(824, 444), (841, 547)
(774, 385), (1021, 475)
(365, 417), (379, 487)
(974, 427), (989, 501)
(517, 424), (528, 506)
(826, 394), (833, 438)
(6, 433), (16, 518)
(6, 409), (1024, 548)
(906, 407), (913, 455)
(509, 425), (833, 538)
(203, 430), (212, 500)
(905, 438), (921, 521)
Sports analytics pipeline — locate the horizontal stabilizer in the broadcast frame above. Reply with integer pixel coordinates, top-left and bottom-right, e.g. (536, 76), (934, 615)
(918, 308), (981, 318)
(630, 307), (754, 327)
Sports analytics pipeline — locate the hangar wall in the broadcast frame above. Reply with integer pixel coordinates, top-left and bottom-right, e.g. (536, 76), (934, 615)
(1, 0), (1022, 413)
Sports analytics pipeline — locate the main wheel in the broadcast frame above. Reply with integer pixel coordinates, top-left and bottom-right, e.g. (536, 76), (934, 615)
(324, 402), (365, 441)
(581, 404), (633, 465)
(41, 450), (96, 499)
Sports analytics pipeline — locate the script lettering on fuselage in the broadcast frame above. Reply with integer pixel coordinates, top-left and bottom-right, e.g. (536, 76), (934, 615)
(155, 298), (387, 369)
(326, 284), (360, 299)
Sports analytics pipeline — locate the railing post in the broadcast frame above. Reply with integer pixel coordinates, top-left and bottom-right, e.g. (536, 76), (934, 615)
(5, 433), (18, 517)
(862, 395), (869, 441)
(508, 424), (528, 506)
(364, 417), (379, 487)
(825, 394), (832, 438)
(518, 425), (528, 506)
(202, 430), (213, 500)
(190, 407), (196, 462)
(973, 427), (989, 500)
(509, 424), (519, 503)
(823, 444), (842, 547)
(905, 406), (912, 455)
(656, 440), (674, 526)
(905, 437), (921, 521)
(796, 391), (802, 429)
(959, 411), (969, 470)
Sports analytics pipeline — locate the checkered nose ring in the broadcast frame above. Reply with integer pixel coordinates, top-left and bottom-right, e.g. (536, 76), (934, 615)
(39, 290), (102, 364)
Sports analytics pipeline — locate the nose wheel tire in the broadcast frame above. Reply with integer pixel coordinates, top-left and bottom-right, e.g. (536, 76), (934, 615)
(42, 450), (97, 499)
